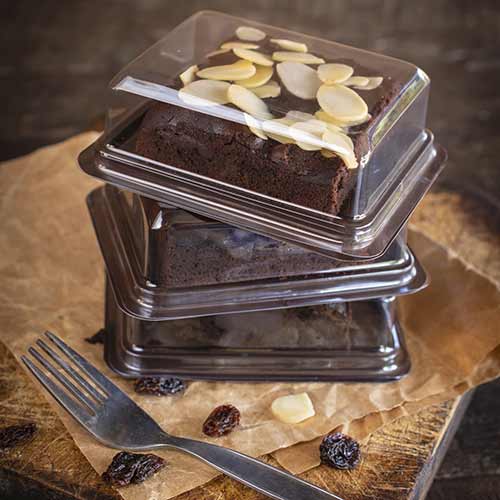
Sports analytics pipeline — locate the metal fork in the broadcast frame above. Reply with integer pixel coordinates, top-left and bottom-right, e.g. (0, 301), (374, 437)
(22, 332), (343, 500)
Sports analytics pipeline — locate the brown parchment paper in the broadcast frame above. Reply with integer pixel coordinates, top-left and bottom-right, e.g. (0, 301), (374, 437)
(1, 133), (499, 500)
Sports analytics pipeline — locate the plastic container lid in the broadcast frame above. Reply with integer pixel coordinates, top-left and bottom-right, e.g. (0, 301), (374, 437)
(88, 185), (427, 320)
(79, 10), (446, 259)
(104, 281), (410, 382)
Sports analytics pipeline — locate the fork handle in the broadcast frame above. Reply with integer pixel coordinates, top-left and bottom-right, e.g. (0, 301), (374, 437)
(166, 435), (343, 500)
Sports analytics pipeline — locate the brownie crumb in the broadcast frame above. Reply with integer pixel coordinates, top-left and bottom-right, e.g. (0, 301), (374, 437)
(85, 328), (106, 344)
(320, 432), (361, 470)
(0, 423), (37, 450)
(134, 377), (185, 396)
(102, 451), (166, 486)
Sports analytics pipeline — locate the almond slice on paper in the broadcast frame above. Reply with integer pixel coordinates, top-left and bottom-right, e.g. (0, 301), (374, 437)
(179, 65), (198, 86)
(317, 63), (354, 84)
(233, 48), (274, 67)
(270, 38), (308, 53)
(262, 117), (295, 143)
(250, 80), (281, 98)
(317, 84), (368, 122)
(244, 113), (268, 140)
(289, 120), (326, 151)
(178, 80), (231, 106)
(272, 51), (325, 64)
(196, 60), (256, 81)
(271, 393), (315, 424)
(352, 76), (384, 90)
(236, 26), (266, 42)
(343, 76), (370, 87)
(235, 65), (274, 88)
(220, 41), (260, 50)
(277, 61), (321, 99)
(227, 84), (273, 120)
(206, 48), (231, 58)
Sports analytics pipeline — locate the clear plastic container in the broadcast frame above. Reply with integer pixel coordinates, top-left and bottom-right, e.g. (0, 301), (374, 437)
(104, 280), (409, 381)
(79, 10), (447, 259)
(88, 185), (427, 320)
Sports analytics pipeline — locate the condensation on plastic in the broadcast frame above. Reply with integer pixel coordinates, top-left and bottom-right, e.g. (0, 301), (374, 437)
(104, 281), (410, 382)
(78, 11), (446, 259)
(87, 185), (427, 321)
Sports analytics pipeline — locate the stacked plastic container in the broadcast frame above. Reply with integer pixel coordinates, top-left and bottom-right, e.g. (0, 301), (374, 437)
(79, 11), (446, 382)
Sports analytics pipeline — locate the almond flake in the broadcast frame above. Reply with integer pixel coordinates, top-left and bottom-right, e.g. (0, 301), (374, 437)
(317, 63), (354, 84)
(272, 51), (325, 65)
(276, 61), (321, 99)
(289, 120), (325, 150)
(244, 113), (268, 140)
(271, 393), (315, 424)
(236, 26), (266, 42)
(315, 110), (371, 127)
(322, 129), (358, 169)
(270, 38), (307, 53)
(343, 76), (370, 87)
(317, 84), (368, 122)
(235, 65), (273, 88)
(179, 65), (198, 86)
(286, 110), (316, 122)
(250, 80), (281, 98)
(220, 41), (260, 50)
(206, 48), (231, 58)
(178, 80), (231, 106)
(227, 84), (273, 120)
(262, 117), (295, 143)
(352, 76), (384, 90)
(233, 48), (274, 67)
(196, 60), (256, 81)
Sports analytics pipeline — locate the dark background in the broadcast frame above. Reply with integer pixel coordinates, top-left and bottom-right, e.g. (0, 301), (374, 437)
(1, 1), (499, 498)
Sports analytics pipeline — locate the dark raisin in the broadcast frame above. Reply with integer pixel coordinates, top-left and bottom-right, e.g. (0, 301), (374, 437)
(134, 377), (185, 396)
(85, 328), (106, 344)
(319, 432), (361, 470)
(102, 451), (166, 486)
(0, 423), (37, 450)
(202, 404), (240, 437)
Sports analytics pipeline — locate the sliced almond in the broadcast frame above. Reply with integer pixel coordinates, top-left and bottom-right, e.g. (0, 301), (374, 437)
(250, 80), (281, 98)
(315, 110), (371, 127)
(179, 65), (198, 86)
(270, 38), (307, 53)
(276, 61), (321, 99)
(286, 110), (316, 122)
(322, 129), (358, 169)
(317, 63), (354, 84)
(235, 65), (273, 88)
(178, 80), (231, 106)
(233, 48), (274, 67)
(317, 84), (368, 122)
(352, 76), (384, 90)
(343, 76), (370, 87)
(262, 117), (295, 143)
(227, 84), (273, 120)
(206, 48), (231, 58)
(236, 26), (266, 42)
(196, 60), (256, 81)
(244, 113), (267, 140)
(272, 51), (325, 65)
(271, 393), (315, 424)
(220, 41), (260, 50)
(289, 120), (326, 150)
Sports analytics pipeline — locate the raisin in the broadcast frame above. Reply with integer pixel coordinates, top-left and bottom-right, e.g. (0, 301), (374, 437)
(134, 377), (185, 396)
(85, 328), (106, 344)
(319, 432), (361, 470)
(102, 451), (166, 486)
(0, 423), (37, 450)
(202, 404), (240, 437)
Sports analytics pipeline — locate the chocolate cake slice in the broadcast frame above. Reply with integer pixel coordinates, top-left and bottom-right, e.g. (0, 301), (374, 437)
(135, 39), (401, 215)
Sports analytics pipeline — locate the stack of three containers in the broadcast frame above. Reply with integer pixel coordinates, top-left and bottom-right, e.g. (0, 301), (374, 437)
(79, 11), (446, 382)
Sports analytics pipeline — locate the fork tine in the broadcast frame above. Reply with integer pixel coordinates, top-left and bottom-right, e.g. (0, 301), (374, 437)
(36, 338), (106, 404)
(28, 347), (99, 413)
(21, 355), (93, 427)
(44, 331), (121, 396)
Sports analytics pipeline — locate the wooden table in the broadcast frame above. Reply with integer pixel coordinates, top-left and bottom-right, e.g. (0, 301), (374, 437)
(1, 1), (499, 499)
